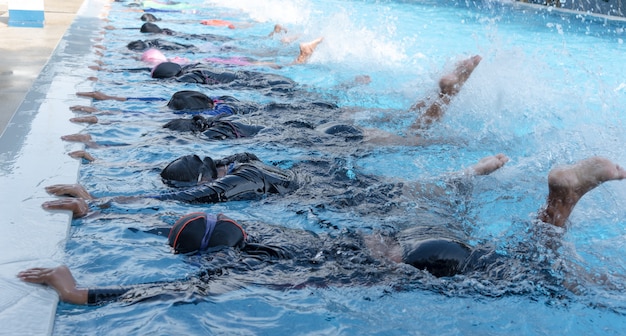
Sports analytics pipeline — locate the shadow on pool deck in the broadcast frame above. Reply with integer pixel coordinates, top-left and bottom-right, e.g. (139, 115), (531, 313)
(0, 0), (84, 136)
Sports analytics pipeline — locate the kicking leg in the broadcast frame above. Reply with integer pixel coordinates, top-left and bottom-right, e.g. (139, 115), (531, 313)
(293, 37), (324, 64)
(539, 157), (626, 228)
(466, 153), (509, 176)
(410, 55), (482, 130)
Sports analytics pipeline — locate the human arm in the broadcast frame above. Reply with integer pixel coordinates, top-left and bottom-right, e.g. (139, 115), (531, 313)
(77, 91), (127, 101)
(42, 198), (91, 219)
(70, 116), (99, 124)
(45, 184), (94, 200)
(61, 133), (99, 148)
(68, 150), (96, 162)
(76, 91), (167, 102)
(200, 19), (235, 29)
(17, 266), (89, 305)
(17, 266), (141, 305)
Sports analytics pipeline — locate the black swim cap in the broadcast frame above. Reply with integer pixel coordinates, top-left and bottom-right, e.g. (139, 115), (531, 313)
(168, 212), (246, 254)
(140, 13), (160, 22)
(402, 238), (471, 277)
(166, 90), (215, 111)
(160, 154), (218, 186)
(141, 22), (163, 33)
(207, 215), (247, 249)
(127, 40), (148, 51)
(319, 123), (364, 142)
(152, 62), (183, 79)
(163, 115), (209, 132)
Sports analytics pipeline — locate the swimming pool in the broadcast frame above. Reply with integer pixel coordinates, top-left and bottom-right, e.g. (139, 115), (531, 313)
(16, 0), (626, 334)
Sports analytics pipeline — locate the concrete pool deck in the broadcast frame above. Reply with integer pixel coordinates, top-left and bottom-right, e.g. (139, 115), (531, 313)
(0, 0), (105, 334)
(0, 0), (85, 134)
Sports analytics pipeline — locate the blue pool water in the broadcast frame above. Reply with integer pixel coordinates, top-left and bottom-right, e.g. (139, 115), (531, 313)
(53, 0), (626, 334)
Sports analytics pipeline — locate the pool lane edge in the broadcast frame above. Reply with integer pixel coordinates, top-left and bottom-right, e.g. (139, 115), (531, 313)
(0, 0), (107, 334)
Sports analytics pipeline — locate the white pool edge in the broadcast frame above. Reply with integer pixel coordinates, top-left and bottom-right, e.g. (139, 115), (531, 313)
(0, 0), (106, 334)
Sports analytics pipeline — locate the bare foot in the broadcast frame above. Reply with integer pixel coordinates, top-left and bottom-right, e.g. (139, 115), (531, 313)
(268, 24), (287, 37)
(540, 157), (626, 227)
(294, 37), (324, 64)
(468, 153), (509, 175)
(439, 55), (482, 97)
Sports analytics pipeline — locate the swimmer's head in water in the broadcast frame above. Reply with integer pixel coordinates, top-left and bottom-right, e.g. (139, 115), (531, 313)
(166, 90), (215, 111)
(160, 154), (218, 186)
(127, 40), (148, 51)
(402, 238), (471, 277)
(142, 48), (167, 65)
(152, 61), (182, 79)
(163, 115), (209, 132)
(141, 22), (163, 34)
(168, 212), (247, 254)
(319, 123), (364, 142)
(140, 13), (160, 22)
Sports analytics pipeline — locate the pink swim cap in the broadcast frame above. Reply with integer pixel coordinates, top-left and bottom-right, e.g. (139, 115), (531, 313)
(141, 48), (167, 65)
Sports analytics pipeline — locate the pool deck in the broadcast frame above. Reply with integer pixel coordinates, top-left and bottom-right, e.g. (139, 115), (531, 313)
(0, 0), (84, 134)
(0, 0), (105, 335)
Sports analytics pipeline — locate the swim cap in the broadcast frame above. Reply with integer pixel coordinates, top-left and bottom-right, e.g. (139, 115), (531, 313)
(166, 90), (215, 111)
(402, 238), (471, 277)
(319, 123), (364, 142)
(207, 214), (247, 249)
(141, 22), (163, 34)
(152, 62), (182, 79)
(127, 40), (148, 51)
(168, 212), (246, 254)
(140, 13), (160, 22)
(160, 154), (218, 186)
(163, 115), (209, 132)
(142, 48), (167, 65)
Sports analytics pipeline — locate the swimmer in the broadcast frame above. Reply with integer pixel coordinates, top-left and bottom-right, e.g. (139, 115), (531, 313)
(18, 156), (626, 305)
(138, 22), (233, 43)
(145, 36), (323, 74)
(141, 48), (280, 69)
(42, 152), (299, 214)
(74, 90), (241, 116)
(127, 38), (198, 52)
(42, 154), (507, 218)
